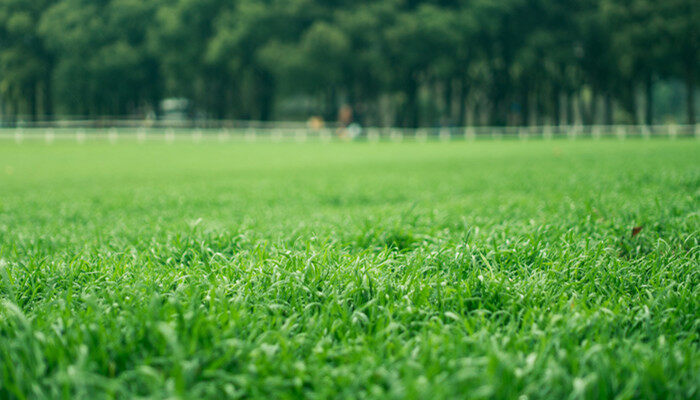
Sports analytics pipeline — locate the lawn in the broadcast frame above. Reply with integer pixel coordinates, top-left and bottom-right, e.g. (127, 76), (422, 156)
(0, 138), (698, 399)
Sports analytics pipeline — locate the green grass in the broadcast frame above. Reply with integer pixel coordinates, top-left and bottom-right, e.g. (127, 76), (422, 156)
(0, 138), (698, 399)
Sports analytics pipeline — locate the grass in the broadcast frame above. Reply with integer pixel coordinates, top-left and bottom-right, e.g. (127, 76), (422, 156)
(0, 138), (698, 399)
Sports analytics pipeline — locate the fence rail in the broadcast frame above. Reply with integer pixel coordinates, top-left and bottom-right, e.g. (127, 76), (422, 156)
(0, 124), (698, 143)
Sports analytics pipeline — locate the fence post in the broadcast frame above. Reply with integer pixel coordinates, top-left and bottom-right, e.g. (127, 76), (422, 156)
(165, 128), (175, 143)
(439, 128), (450, 142)
(108, 128), (118, 144)
(616, 125), (626, 140)
(416, 128), (428, 142)
(76, 128), (86, 144)
(217, 128), (229, 142)
(491, 128), (502, 140)
(390, 128), (403, 142)
(45, 128), (55, 144)
(137, 127), (147, 143)
(320, 128), (332, 142)
(517, 127), (528, 141)
(543, 125), (553, 140)
(192, 129), (203, 143)
(367, 128), (380, 142)
(464, 126), (476, 141)
(245, 129), (257, 142)
(14, 128), (23, 144)
(295, 128), (307, 142)
(669, 124), (678, 140)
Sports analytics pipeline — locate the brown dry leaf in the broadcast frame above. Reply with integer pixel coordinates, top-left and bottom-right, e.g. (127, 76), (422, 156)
(631, 226), (643, 237)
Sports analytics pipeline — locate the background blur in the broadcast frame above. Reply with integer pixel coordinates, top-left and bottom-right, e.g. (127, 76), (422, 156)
(0, 0), (697, 128)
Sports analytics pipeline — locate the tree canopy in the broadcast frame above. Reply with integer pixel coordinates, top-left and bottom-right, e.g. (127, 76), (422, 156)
(0, 0), (697, 126)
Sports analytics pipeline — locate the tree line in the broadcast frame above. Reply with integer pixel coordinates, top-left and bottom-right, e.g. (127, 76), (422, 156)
(0, 0), (697, 127)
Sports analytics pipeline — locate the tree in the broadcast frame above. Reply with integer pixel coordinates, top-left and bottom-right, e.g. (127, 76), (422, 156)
(38, 0), (159, 116)
(654, 0), (699, 126)
(0, 0), (695, 126)
(148, 0), (228, 118)
(384, 4), (459, 127)
(0, 0), (54, 121)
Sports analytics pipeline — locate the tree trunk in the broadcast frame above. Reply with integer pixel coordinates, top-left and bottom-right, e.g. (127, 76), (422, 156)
(490, 97), (506, 126)
(579, 89), (593, 126)
(633, 81), (642, 125)
(533, 88), (545, 126)
(687, 69), (696, 126)
(553, 88), (561, 126)
(566, 91), (574, 126)
(324, 87), (335, 122)
(43, 74), (53, 119)
(444, 78), (453, 123)
(604, 93), (613, 125)
(645, 74), (653, 126)
(589, 88), (598, 126)
(255, 70), (274, 121)
(13, 100), (19, 126)
(428, 78), (439, 126)
(490, 69), (508, 126)
(29, 82), (38, 122)
(458, 76), (468, 127)
(406, 74), (419, 128)
(520, 88), (530, 127)
(476, 99), (485, 126)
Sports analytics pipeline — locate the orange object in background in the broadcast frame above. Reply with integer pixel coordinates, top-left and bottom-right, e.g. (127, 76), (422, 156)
(338, 105), (353, 126)
(307, 116), (325, 130)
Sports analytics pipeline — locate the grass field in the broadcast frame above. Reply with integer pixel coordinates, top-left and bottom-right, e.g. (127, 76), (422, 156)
(1, 138), (698, 399)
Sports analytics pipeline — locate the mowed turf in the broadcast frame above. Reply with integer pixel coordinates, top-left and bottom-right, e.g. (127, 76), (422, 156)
(0, 138), (698, 399)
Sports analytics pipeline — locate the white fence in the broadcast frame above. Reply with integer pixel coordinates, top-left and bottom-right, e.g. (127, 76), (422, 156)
(0, 124), (698, 144)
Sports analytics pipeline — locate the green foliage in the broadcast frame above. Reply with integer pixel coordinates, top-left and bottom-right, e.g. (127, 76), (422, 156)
(0, 0), (53, 118)
(37, 0), (158, 116)
(0, 0), (697, 124)
(0, 139), (698, 399)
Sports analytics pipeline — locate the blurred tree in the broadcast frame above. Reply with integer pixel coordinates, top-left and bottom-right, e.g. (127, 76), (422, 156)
(0, 0), (695, 126)
(578, 0), (618, 125)
(0, 0), (54, 121)
(259, 21), (351, 120)
(39, 0), (159, 116)
(333, 2), (392, 125)
(206, 0), (315, 120)
(148, 0), (228, 118)
(604, 0), (668, 125)
(654, 0), (698, 126)
(384, 4), (459, 127)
